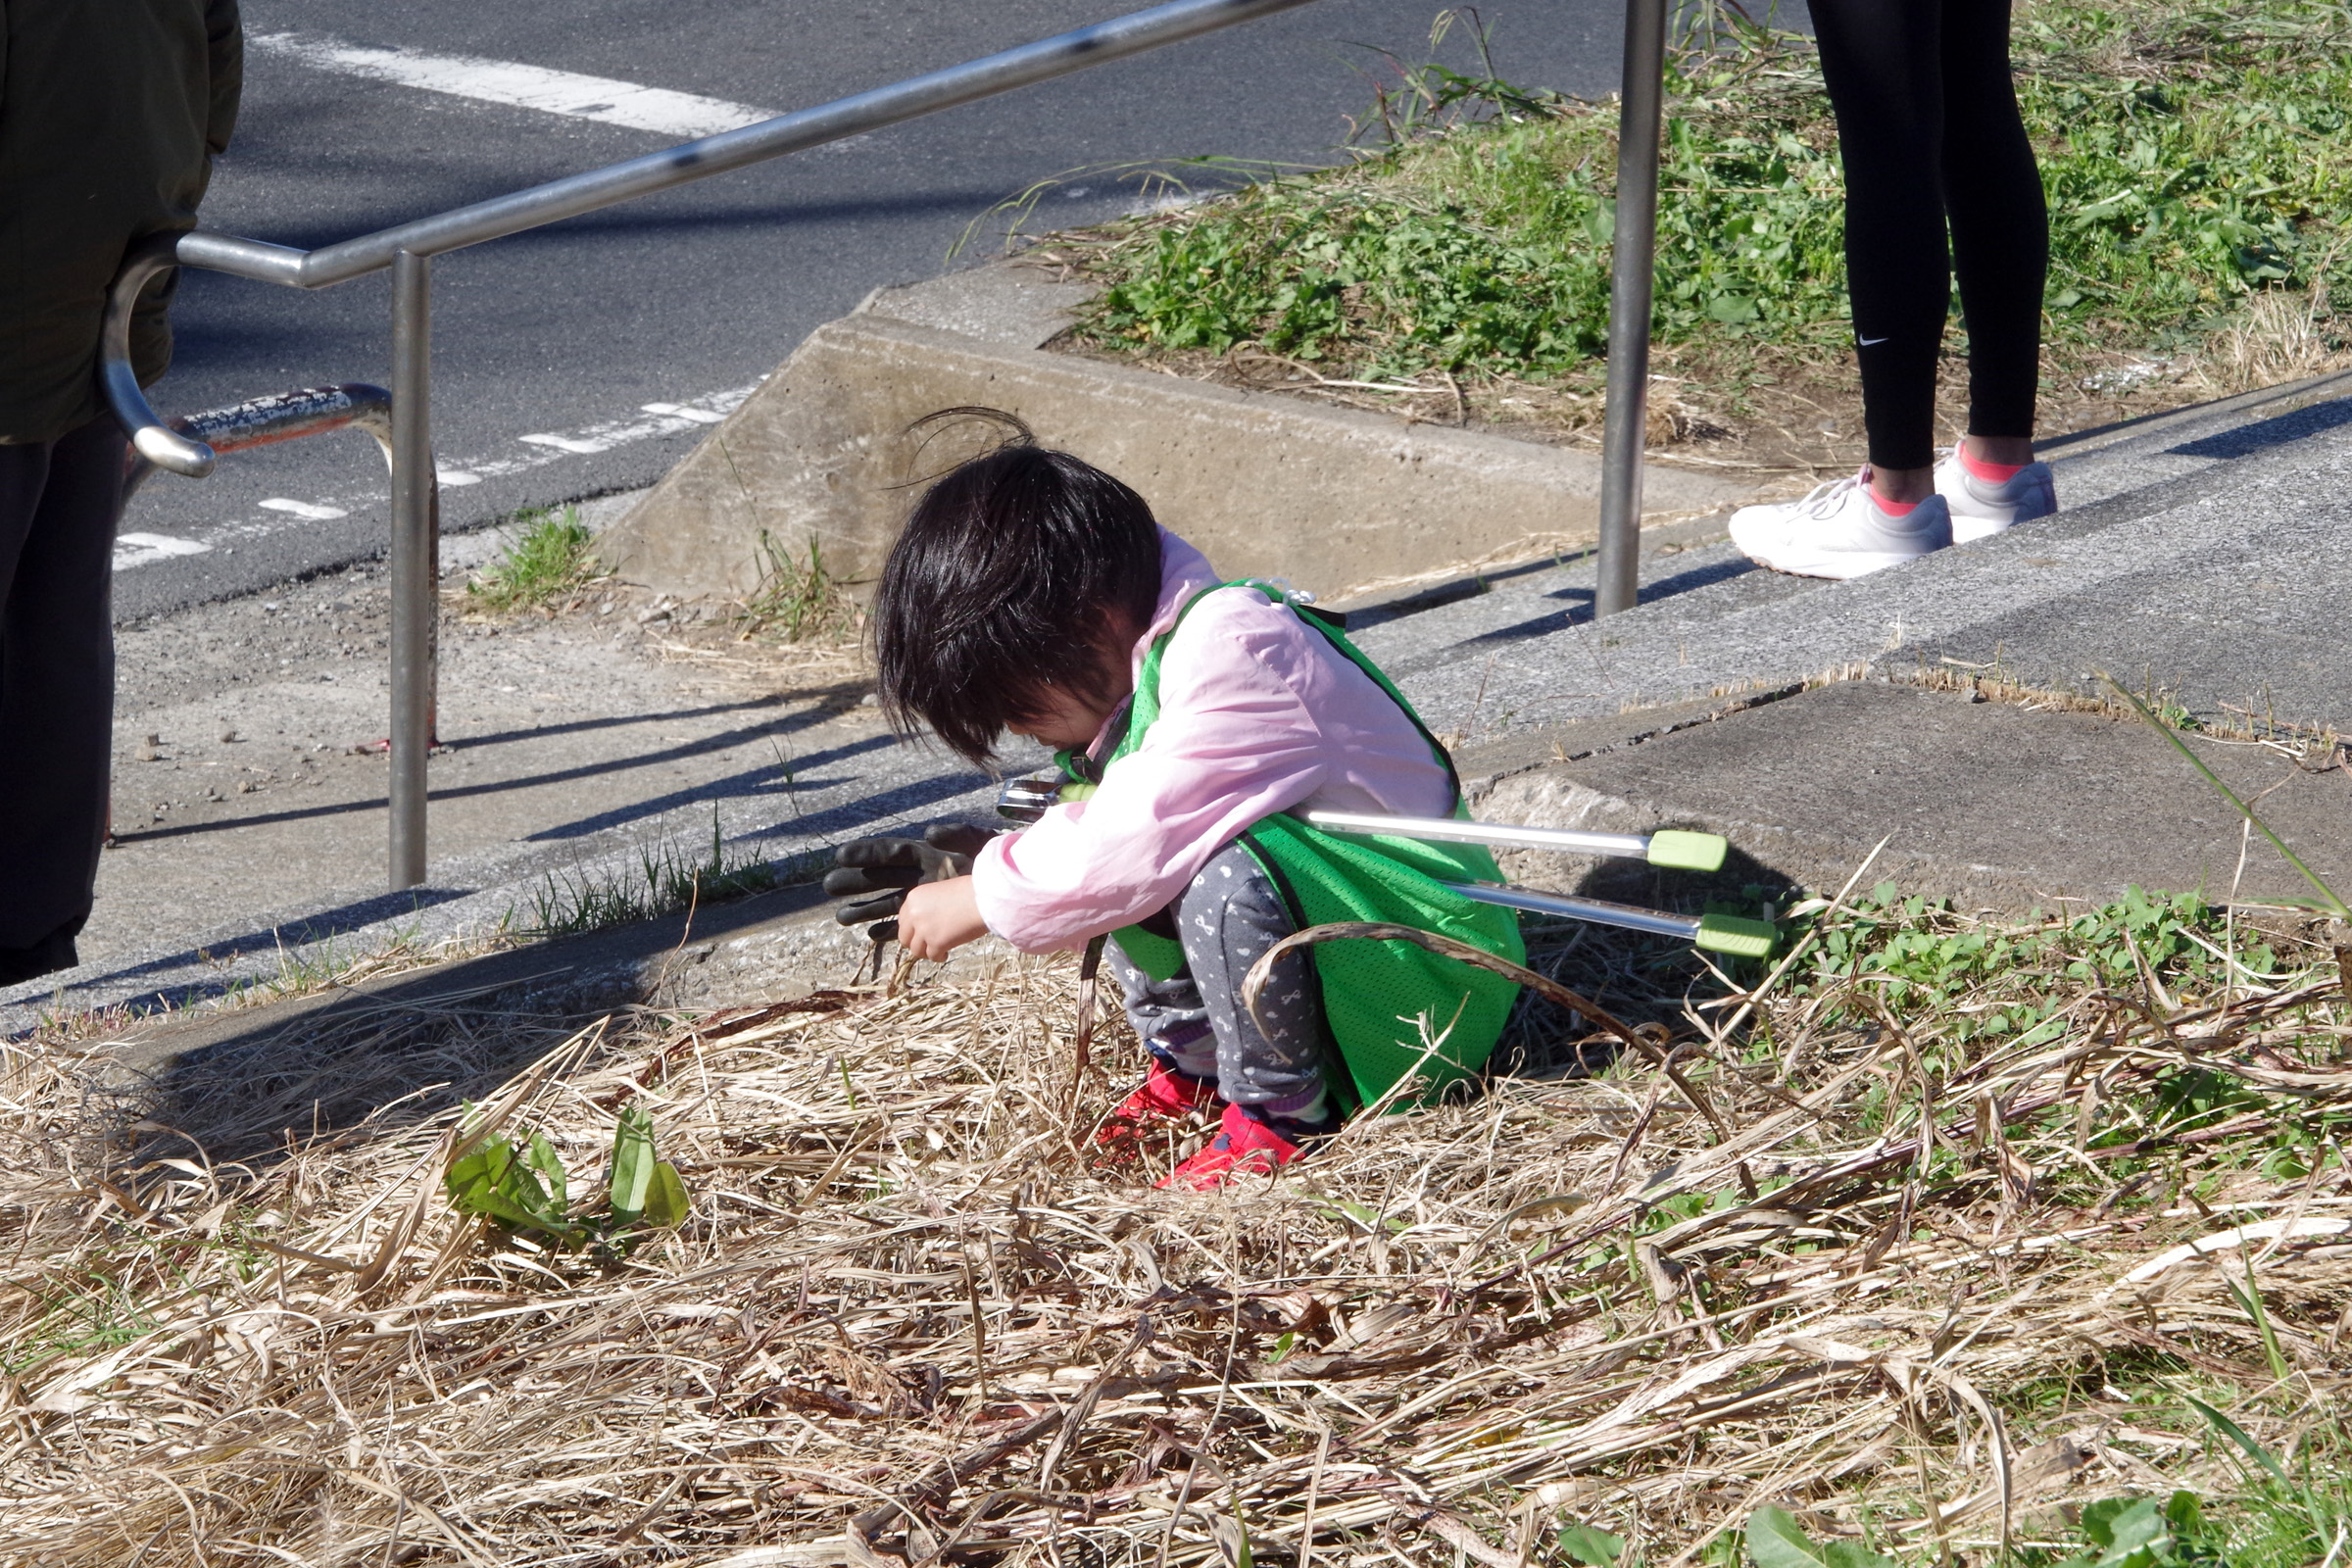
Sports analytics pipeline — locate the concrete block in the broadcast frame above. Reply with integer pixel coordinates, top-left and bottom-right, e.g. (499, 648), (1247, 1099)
(600, 264), (1753, 604)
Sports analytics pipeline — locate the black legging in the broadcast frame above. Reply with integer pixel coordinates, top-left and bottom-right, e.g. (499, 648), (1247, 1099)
(1810, 0), (2049, 470)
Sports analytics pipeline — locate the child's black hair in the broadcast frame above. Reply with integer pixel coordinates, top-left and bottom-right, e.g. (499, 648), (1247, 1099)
(874, 415), (1162, 765)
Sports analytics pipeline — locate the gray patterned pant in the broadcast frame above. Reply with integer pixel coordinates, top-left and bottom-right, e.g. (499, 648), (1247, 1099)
(1103, 840), (1329, 1107)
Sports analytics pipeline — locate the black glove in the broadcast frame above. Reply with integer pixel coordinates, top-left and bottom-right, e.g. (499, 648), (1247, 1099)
(824, 823), (996, 928)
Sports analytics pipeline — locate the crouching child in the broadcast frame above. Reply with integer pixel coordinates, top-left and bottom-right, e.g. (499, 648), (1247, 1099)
(827, 428), (1523, 1189)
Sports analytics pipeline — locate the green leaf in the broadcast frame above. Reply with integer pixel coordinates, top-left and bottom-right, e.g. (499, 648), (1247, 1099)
(2184, 1395), (2292, 1485)
(1558, 1523), (1626, 1568)
(466, 1187), (583, 1240)
(525, 1132), (567, 1210)
(609, 1103), (658, 1224)
(1745, 1506), (1828, 1568)
(2083, 1496), (2167, 1568)
(445, 1125), (583, 1242)
(445, 1137), (511, 1204)
(1823, 1544), (1898, 1568)
(641, 1160), (691, 1229)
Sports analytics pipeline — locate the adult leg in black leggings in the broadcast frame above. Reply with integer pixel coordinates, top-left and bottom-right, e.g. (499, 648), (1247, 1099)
(1809, 0), (2048, 496)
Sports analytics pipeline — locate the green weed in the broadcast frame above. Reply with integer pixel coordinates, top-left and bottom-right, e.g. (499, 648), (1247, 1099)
(465, 505), (607, 614)
(445, 1102), (689, 1250)
(734, 529), (860, 644)
(1792, 883), (2272, 1044)
(1339, 8), (1573, 150)
(1727, 1401), (2352, 1568)
(2, 1277), (160, 1380)
(1767, 885), (2349, 1194)
(523, 807), (779, 937)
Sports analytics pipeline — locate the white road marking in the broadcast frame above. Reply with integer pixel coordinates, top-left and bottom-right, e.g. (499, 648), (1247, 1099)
(641, 402), (728, 424)
(123, 384), (760, 567)
(250, 31), (779, 139)
(258, 498), (349, 519)
(518, 432), (613, 455)
(115, 533), (213, 571)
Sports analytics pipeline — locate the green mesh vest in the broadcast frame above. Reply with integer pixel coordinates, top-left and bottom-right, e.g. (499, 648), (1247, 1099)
(1089, 581), (1524, 1112)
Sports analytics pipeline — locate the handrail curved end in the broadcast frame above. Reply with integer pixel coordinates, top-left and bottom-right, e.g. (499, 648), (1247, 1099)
(130, 420), (218, 478)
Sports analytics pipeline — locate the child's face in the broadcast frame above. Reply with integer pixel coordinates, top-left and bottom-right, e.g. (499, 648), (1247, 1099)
(1008, 678), (1126, 752)
(1006, 618), (1137, 752)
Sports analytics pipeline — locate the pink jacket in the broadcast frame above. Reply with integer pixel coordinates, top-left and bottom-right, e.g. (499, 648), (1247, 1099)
(971, 529), (1455, 953)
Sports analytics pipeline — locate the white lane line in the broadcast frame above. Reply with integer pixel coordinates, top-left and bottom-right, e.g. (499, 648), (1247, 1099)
(258, 498), (349, 519)
(642, 401), (728, 424)
(517, 432), (612, 456)
(250, 31), (778, 139)
(119, 383), (760, 568)
(115, 533), (213, 572)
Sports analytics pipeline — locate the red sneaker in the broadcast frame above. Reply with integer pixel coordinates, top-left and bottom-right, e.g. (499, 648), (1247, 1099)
(1156, 1102), (1322, 1191)
(1096, 1059), (1219, 1151)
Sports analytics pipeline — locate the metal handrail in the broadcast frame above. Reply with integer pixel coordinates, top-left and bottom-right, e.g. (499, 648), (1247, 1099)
(121, 381), (398, 501)
(103, 0), (1321, 889)
(103, 234), (220, 478)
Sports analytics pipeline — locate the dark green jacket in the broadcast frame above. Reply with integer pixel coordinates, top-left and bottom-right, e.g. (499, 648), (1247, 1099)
(0, 0), (241, 444)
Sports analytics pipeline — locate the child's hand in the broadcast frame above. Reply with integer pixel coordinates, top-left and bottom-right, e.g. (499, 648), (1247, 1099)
(897, 876), (990, 961)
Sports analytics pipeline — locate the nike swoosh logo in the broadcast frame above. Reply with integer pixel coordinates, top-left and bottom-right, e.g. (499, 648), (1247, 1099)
(1856, 335), (1889, 346)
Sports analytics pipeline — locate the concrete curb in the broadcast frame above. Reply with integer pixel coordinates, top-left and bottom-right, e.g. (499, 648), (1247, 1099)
(600, 262), (1755, 605)
(1465, 678), (2352, 914)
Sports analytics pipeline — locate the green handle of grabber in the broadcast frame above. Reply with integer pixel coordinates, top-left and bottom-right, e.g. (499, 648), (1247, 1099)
(1694, 912), (1777, 958)
(1645, 829), (1729, 873)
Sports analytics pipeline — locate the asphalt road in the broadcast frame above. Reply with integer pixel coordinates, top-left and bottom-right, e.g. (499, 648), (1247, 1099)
(119, 0), (1638, 621)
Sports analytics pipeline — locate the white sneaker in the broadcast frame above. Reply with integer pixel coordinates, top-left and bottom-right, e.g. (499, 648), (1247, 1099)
(1728, 469), (1953, 580)
(1936, 449), (2057, 543)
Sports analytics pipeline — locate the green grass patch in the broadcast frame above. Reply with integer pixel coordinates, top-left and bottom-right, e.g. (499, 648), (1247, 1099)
(464, 505), (608, 614)
(1726, 1444), (2352, 1568)
(521, 808), (788, 937)
(1059, 0), (2350, 398)
(733, 528), (862, 644)
(1766, 883), (2351, 1186)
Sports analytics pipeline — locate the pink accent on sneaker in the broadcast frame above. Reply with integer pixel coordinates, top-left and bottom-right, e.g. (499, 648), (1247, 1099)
(1873, 494), (1920, 517)
(1156, 1102), (1311, 1190)
(1959, 447), (2029, 482)
(1097, 1060), (1219, 1151)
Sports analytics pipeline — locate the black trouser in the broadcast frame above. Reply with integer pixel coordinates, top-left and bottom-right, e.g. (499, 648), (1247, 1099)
(1811, 0), (2049, 470)
(0, 417), (125, 981)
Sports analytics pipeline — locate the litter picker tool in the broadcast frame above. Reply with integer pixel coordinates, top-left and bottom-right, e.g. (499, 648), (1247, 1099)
(997, 776), (1776, 958)
(1301, 808), (1771, 957)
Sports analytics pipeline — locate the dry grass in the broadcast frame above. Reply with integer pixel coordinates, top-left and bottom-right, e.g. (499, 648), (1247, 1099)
(2, 896), (2347, 1567)
(2207, 287), (2352, 398)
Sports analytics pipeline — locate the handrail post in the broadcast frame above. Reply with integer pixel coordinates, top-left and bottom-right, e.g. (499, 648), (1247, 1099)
(1594, 0), (1668, 618)
(388, 249), (433, 889)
